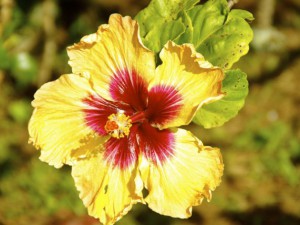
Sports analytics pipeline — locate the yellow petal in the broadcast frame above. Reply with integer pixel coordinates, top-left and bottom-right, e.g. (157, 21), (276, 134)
(152, 41), (224, 129)
(67, 14), (155, 99)
(140, 128), (223, 218)
(28, 74), (96, 168)
(72, 149), (143, 225)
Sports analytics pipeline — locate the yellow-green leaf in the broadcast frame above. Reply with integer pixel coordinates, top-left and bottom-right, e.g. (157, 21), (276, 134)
(135, 0), (200, 53)
(176, 0), (254, 69)
(193, 69), (248, 128)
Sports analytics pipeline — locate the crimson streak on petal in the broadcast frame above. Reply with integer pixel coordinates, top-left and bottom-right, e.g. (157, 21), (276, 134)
(109, 70), (148, 111)
(146, 85), (182, 127)
(137, 123), (175, 165)
(104, 125), (139, 169)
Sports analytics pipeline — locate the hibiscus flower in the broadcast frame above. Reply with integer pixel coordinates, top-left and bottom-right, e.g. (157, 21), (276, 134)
(29, 14), (224, 225)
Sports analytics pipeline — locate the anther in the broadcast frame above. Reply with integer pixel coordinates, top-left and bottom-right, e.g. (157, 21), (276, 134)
(104, 113), (132, 139)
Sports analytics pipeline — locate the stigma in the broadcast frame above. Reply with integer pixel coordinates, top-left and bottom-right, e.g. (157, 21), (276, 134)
(104, 112), (132, 139)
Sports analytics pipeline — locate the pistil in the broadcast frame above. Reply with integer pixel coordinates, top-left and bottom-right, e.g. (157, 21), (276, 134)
(130, 111), (146, 124)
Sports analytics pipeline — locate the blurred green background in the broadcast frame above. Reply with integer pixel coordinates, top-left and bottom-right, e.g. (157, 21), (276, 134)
(0, 0), (299, 224)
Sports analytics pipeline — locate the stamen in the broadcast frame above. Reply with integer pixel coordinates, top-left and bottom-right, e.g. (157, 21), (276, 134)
(104, 113), (132, 139)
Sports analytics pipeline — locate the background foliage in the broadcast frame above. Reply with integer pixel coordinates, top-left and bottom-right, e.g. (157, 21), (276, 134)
(0, 0), (300, 225)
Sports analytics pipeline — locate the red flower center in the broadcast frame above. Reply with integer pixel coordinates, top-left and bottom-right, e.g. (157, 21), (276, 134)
(83, 69), (182, 168)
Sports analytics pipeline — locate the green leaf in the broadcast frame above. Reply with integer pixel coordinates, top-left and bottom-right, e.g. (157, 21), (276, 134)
(229, 9), (255, 21)
(193, 69), (248, 128)
(136, 0), (253, 68)
(176, 0), (254, 69)
(135, 0), (200, 53)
